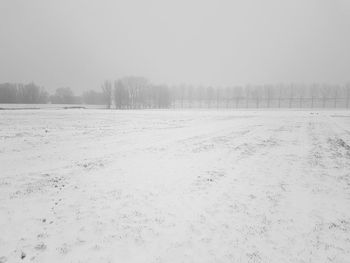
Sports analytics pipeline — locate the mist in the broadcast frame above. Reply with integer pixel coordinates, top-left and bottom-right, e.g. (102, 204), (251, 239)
(1, 0), (350, 92)
(2, 2), (350, 262)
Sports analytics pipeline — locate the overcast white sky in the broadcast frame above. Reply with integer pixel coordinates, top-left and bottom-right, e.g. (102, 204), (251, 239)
(1, 0), (350, 92)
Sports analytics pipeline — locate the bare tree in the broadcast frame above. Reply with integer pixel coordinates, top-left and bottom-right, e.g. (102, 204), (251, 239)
(347, 84), (350, 109)
(50, 87), (77, 104)
(102, 81), (112, 109)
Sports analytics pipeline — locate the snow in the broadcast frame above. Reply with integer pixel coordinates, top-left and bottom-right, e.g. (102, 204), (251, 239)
(0, 109), (350, 263)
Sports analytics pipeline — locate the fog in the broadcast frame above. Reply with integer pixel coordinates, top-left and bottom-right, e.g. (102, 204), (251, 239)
(2, 2), (350, 262)
(1, 0), (350, 92)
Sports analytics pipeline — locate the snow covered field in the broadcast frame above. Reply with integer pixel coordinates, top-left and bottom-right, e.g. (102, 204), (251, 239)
(1, 109), (350, 263)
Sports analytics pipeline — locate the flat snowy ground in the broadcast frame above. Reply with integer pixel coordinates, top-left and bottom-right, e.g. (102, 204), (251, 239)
(0, 110), (350, 263)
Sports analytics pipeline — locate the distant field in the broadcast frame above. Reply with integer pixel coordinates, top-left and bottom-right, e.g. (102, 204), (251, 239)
(1, 102), (349, 110)
(0, 110), (350, 263)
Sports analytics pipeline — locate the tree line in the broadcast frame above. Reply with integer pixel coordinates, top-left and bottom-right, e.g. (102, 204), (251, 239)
(166, 83), (350, 109)
(101, 77), (171, 109)
(0, 83), (49, 104)
(101, 78), (350, 109)
(1, 78), (350, 108)
(0, 83), (102, 105)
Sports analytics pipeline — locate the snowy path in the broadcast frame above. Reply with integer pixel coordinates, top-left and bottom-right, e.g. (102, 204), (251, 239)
(0, 110), (350, 263)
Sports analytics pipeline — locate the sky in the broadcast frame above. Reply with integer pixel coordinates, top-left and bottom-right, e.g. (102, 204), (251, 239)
(1, 0), (350, 93)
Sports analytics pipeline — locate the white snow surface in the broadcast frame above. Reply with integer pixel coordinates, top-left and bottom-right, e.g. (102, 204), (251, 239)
(0, 109), (350, 263)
